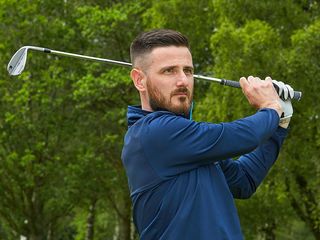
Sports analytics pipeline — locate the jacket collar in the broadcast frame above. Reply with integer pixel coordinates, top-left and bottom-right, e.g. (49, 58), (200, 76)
(127, 105), (193, 128)
(127, 106), (152, 128)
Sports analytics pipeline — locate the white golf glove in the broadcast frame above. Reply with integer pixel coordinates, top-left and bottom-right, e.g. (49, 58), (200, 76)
(279, 98), (293, 119)
(272, 80), (294, 101)
(272, 80), (293, 122)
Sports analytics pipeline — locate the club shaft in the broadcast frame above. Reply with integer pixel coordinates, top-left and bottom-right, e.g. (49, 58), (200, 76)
(48, 48), (132, 67)
(10, 46), (303, 100)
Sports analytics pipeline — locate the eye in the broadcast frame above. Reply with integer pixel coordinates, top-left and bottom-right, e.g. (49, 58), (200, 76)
(184, 67), (194, 75)
(163, 67), (175, 74)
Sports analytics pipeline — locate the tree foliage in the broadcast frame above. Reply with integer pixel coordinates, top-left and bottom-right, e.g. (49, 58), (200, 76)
(0, 0), (319, 239)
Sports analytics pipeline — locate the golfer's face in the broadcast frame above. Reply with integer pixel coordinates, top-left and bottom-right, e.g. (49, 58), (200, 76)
(145, 46), (194, 116)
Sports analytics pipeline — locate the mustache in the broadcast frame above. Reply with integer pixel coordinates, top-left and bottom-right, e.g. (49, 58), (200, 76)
(171, 87), (190, 97)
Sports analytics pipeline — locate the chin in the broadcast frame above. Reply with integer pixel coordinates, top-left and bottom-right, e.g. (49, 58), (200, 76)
(170, 103), (191, 116)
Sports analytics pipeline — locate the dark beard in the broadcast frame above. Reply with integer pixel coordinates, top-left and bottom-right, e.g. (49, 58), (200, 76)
(147, 80), (192, 116)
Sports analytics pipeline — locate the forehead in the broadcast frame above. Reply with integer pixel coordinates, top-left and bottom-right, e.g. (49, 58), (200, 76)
(148, 46), (193, 68)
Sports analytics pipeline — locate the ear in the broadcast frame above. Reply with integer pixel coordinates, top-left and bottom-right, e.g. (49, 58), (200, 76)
(130, 68), (146, 92)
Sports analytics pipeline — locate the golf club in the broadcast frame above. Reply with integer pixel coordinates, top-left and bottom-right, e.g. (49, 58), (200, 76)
(7, 46), (302, 100)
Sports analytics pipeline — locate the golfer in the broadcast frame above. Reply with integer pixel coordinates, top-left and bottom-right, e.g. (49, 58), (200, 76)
(121, 29), (293, 239)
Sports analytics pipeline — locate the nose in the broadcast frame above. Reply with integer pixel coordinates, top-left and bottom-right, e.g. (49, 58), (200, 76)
(176, 70), (189, 87)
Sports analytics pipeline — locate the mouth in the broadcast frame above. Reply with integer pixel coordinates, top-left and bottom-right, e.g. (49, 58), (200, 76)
(174, 92), (188, 96)
(171, 88), (190, 98)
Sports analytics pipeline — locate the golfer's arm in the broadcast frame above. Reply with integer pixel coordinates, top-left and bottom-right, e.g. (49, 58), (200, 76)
(142, 108), (280, 176)
(220, 127), (288, 199)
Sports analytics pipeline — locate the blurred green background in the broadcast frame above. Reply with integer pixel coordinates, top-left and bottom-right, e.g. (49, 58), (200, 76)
(0, 0), (319, 239)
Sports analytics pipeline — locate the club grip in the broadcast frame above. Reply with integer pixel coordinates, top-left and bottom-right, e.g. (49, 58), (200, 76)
(221, 79), (241, 88)
(293, 91), (302, 100)
(220, 79), (302, 101)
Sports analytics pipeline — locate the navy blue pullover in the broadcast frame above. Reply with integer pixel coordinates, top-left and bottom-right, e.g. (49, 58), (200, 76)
(121, 106), (288, 240)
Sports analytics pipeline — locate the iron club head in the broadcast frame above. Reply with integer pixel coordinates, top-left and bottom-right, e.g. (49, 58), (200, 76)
(7, 46), (46, 76)
(7, 46), (29, 76)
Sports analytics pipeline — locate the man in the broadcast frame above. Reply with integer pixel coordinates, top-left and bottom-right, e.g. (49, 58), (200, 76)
(121, 29), (293, 239)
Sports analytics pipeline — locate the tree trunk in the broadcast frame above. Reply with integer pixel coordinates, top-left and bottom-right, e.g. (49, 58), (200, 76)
(47, 223), (52, 240)
(131, 217), (139, 240)
(261, 221), (276, 240)
(118, 193), (131, 240)
(285, 175), (320, 239)
(85, 199), (97, 240)
(27, 191), (46, 240)
(29, 234), (42, 240)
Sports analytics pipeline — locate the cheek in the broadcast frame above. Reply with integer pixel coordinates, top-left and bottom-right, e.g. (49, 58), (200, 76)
(156, 80), (173, 96)
(189, 81), (194, 93)
(189, 78), (194, 87)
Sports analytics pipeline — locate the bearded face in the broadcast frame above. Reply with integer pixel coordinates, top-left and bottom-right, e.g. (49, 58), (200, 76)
(132, 46), (194, 116)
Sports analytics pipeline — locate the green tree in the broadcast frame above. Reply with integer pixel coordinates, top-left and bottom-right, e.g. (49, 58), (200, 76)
(195, 1), (320, 238)
(0, 1), (85, 238)
(0, 0), (142, 239)
(0, 0), (319, 239)
(282, 19), (320, 239)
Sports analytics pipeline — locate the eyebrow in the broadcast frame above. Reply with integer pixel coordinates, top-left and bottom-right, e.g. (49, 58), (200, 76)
(183, 66), (194, 71)
(159, 65), (194, 72)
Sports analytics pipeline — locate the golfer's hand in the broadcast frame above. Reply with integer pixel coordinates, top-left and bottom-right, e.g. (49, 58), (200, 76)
(240, 76), (282, 117)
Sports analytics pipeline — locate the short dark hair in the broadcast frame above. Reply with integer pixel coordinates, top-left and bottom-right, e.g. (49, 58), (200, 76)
(130, 29), (190, 66)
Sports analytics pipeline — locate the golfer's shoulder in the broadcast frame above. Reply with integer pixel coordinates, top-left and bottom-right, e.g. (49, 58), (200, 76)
(142, 110), (193, 132)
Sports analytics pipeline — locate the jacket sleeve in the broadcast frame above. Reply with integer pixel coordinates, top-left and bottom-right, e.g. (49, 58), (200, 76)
(141, 108), (281, 177)
(218, 127), (288, 199)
